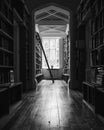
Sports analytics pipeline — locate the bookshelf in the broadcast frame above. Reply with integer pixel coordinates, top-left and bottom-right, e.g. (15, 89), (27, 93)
(0, 0), (14, 85)
(0, 0), (30, 118)
(63, 35), (70, 74)
(13, 0), (30, 91)
(34, 32), (43, 82)
(62, 35), (70, 82)
(77, 0), (104, 119)
(90, 0), (104, 80)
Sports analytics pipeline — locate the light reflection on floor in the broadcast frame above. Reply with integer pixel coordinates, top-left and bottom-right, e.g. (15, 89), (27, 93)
(2, 80), (104, 130)
(31, 80), (72, 129)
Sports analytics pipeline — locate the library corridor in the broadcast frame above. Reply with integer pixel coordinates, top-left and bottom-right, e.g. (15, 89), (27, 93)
(1, 0), (104, 130)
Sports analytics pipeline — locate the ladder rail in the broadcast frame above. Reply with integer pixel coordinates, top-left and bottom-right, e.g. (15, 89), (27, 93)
(35, 32), (54, 83)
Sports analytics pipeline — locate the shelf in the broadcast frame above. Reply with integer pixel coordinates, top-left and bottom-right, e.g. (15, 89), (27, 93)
(91, 65), (104, 68)
(96, 87), (104, 92)
(0, 0), (14, 85)
(13, 8), (23, 23)
(36, 51), (41, 57)
(91, 26), (104, 36)
(0, 47), (14, 54)
(35, 73), (43, 77)
(36, 62), (41, 66)
(91, 43), (104, 50)
(63, 36), (70, 74)
(36, 56), (41, 59)
(0, 65), (13, 68)
(35, 32), (42, 76)
(0, 29), (13, 40)
(24, 4), (29, 15)
(82, 0), (90, 12)
(98, 7), (104, 16)
(0, 11), (13, 26)
(77, 0), (104, 120)
(81, 1), (91, 21)
(4, 0), (12, 11)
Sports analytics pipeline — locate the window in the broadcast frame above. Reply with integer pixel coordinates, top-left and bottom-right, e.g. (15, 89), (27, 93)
(42, 37), (60, 68)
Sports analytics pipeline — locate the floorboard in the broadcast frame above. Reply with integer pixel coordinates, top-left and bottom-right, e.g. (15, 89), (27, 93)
(0, 80), (104, 130)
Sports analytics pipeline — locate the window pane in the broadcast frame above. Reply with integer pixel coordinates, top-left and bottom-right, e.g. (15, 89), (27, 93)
(43, 39), (49, 49)
(50, 39), (56, 49)
(56, 39), (59, 48)
(42, 38), (59, 68)
(50, 50), (55, 60)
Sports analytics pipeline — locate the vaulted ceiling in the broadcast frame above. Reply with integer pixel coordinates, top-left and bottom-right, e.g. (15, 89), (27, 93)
(26, 0), (81, 37)
(35, 5), (70, 37)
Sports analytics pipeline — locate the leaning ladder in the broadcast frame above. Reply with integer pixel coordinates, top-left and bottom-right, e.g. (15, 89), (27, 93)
(35, 32), (54, 83)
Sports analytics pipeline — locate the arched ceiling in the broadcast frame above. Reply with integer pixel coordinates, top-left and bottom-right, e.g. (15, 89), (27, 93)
(35, 5), (70, 37)
(35, 5), (69, 23)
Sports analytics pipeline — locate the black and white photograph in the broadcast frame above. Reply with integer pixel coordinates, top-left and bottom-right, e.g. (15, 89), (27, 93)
(0, 0), (104, 129)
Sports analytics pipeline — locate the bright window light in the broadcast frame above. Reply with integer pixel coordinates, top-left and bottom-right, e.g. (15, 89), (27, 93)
(42, 37), (60, 69)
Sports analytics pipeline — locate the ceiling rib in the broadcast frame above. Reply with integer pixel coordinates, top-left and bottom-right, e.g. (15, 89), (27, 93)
(35, 5), (70, 37)
(36, 13), (68, 22)
(36, 12), (49, 19)
(35, 5), (69, 17)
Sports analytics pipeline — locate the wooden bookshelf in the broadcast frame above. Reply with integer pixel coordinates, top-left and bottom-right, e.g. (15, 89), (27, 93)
(0, 0), (18, 118)
(0, 0), (14, 85)
(35, 34), (42, 75)
(13, 0), (30, 91)
(34, 32), (43, 82)
(62, 35), (70, 82)
(0, 0), (30, 118)
(90, 0), (104, 70)
(77, 0), (104, 119)
(63, 35), (70, 74)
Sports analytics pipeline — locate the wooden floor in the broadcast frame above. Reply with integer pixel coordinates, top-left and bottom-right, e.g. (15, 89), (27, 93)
(0, 80), (104, 130)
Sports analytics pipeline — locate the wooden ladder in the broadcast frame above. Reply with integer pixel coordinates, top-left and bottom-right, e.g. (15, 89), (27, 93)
(35, 32), (54, 83)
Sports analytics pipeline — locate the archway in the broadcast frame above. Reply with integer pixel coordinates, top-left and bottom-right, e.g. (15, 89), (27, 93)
(33, 4), (71, 83)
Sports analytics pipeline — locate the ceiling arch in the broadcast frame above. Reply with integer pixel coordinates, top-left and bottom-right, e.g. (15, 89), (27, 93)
(35, 4), (70, 37)
(35, 4), (70, 23)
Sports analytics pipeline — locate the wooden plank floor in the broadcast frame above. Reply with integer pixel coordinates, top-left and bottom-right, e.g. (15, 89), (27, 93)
(0, 80), (104, 130)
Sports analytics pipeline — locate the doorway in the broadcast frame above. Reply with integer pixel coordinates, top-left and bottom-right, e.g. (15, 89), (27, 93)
(33, 4), (70, 80)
